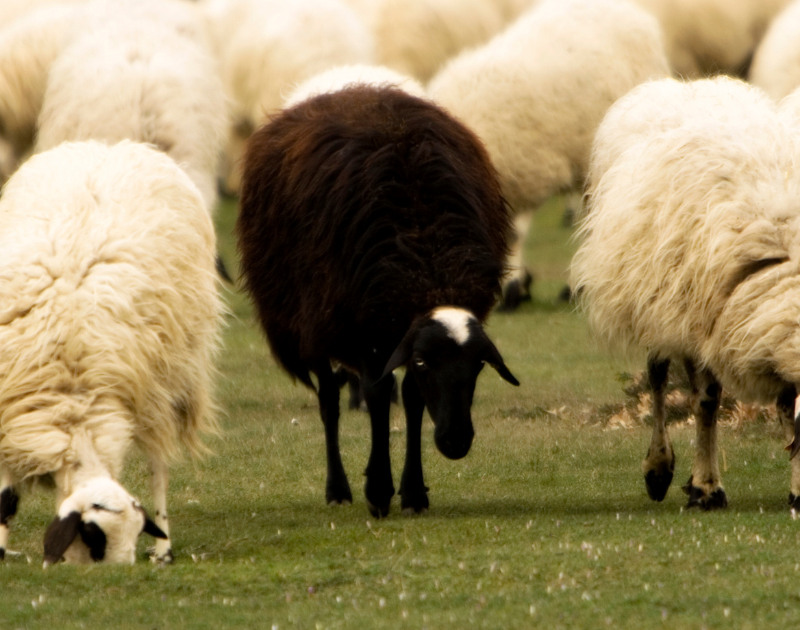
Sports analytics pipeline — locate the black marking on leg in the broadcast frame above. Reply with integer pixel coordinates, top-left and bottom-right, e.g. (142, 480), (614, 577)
(644, 452), (675, 502)
(789, 493), (800, 510)
(0, 547), (4, 560)
(364, 475), (395, 519)
(682, 477), (728, 510)
(0, 488), (19, 525)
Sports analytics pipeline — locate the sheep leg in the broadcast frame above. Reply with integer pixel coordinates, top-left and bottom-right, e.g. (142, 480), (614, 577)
(316, 361), (352, 505)
(682, 366), (727, 510)
(642, 355), (675, 501)
(362, 363), (396, 518)
(498, 210), (534, 311)
(0, 469), (19, 560)
(775, 386), (800, 509)
(149, 455), (173, 563)
(399, 372), (428, 515)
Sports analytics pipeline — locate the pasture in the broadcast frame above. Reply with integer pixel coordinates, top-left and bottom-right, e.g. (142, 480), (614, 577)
(2, 197), (799, 630)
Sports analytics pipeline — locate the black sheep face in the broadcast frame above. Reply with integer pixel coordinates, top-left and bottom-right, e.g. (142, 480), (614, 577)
(384, 308), (519, 460)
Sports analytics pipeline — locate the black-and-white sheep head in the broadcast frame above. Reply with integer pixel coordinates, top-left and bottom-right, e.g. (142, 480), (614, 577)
(43, 477), (166, 567)
(383, 307), (519, 460)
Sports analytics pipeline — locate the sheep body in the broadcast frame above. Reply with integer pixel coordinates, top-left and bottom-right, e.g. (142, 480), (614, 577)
(204, 0), (373, 194)
(359, 0), (507, 84)
(632, 0), (789, 78)
(571, 76), (800, 509)
(35, 2), (226, 213)
(237, 85), (517, 516)
(0, 140), (222, 563)
(749, 0), (800, 99)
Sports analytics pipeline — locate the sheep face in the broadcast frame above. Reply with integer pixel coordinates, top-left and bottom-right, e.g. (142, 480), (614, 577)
(43, 478), (166, 566)
(384, 308), (519, 460)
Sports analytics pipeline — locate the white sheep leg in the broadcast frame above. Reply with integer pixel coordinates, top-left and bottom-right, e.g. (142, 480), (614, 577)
(642, 355), (674, 501)
(683, 365), (727, 510)
(149, 455), (173, 563)
(776, 387), (800, 509)
(0, 468), (18, 560)
(499, 209), (534, 310)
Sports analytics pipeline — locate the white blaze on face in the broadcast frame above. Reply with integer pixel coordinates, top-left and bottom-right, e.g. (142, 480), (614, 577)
(431, 307), (476, 345)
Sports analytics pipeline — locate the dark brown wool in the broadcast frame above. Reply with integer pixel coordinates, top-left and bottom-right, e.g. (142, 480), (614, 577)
(236, 85), (511, 386)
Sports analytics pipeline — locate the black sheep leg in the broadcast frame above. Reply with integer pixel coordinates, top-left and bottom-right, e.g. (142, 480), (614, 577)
(0, 469), (18, 560)
(399, 372), (428, 515)
(642, 355), (674, 501)
(316, 361), (352, 505)
(362, 364), (395, 518)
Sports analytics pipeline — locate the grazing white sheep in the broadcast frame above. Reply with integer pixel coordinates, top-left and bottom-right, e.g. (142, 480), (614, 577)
(0, 4), (82, 186)
(632, 0), (790, 78)
(201, 0), (374, 195)
(0, 140), (222, 565)
(283, 64), (426, 108)
(428, 0), (669, 308)
(749, 0), (800, 99)
(35, 1), (226, 213)
(571, 76), (800, 510)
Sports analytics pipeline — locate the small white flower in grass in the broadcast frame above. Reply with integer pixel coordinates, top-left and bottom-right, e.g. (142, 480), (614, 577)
(582, 592), (591, 601)
(459, 562), (465, 570)
(420, 593), (427, 600)
(291, 418), (299, 426)
(724, 608), (731, 618)
(662, 610), (668, 620)
(272, 625), (279, 630)
(529, 605), (536, 615)
(402, 610), (408, 619)
(330, 522), (335, 530)
(379, 598), (386, 608)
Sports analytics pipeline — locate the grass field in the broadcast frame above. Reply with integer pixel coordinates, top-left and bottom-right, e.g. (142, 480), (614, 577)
(3, 197), (800, 629)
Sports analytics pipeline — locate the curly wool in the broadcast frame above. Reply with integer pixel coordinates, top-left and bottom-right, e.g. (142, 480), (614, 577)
(0, 141), (222, 481)
(572, 77), (800, 402)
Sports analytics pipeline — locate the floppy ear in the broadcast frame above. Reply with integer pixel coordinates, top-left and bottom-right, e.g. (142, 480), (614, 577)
(43, 511), (82, 567)
(381, 329), (416, 379)
(141, 509), (168, 540)
(79, 521), (107, 562)
(482, 339), (520, 386)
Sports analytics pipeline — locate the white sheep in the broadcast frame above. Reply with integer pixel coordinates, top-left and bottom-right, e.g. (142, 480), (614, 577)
(427, 0), (669, 308)
(200, 0), (374, 195)
(283, 64), (426, 109)
(631, 0), (790, 79)
(0, 4), (83, 186)
(748, 0), (800, 99)
(571, 76), (800, 510)
(34, 0), (227, 214)
(0, 140), (222, 565)
(350, 0), (507, 85)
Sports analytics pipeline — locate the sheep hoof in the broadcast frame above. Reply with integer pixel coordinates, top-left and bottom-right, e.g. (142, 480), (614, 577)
(151, 549), (174, 565)
(366, 499), (391, 519)
(788, 493), (800, 510)
(401, 506), (429, 516)
(644, 465), (674, 502)
(325, 484), (353, 506)
(682, 478), (727, 510)
(0, 548), (4, 561)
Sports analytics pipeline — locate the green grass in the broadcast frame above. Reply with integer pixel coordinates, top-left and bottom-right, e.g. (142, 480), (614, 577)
(2, 197), (798, 629)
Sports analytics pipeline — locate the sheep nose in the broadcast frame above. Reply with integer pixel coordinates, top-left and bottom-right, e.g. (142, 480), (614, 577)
(435, 428), (474, 460)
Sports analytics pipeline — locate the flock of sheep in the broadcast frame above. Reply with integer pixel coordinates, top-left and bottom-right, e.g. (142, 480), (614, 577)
(1, 0), (800, 566)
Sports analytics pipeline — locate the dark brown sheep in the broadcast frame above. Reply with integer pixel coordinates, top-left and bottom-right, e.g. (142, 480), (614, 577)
(236, 85), (518, 517)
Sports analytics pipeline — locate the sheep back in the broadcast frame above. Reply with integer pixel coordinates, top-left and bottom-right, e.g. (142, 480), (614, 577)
(0, 141), (222, 480)
(427, 0), (669, 212)
(237, 85), (510, 383)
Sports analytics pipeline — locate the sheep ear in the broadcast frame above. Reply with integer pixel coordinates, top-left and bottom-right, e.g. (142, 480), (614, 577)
(482, 339), (520, 386)
(79, 521), (107, 562)
(382, 331), (415, 379)
(140, 508), (168, 539)
(43, 511), (82, 567)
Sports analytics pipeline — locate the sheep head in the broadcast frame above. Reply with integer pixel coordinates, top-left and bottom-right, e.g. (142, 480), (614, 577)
(383, 307), (519, 460)
(43, 477), (166, 567)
